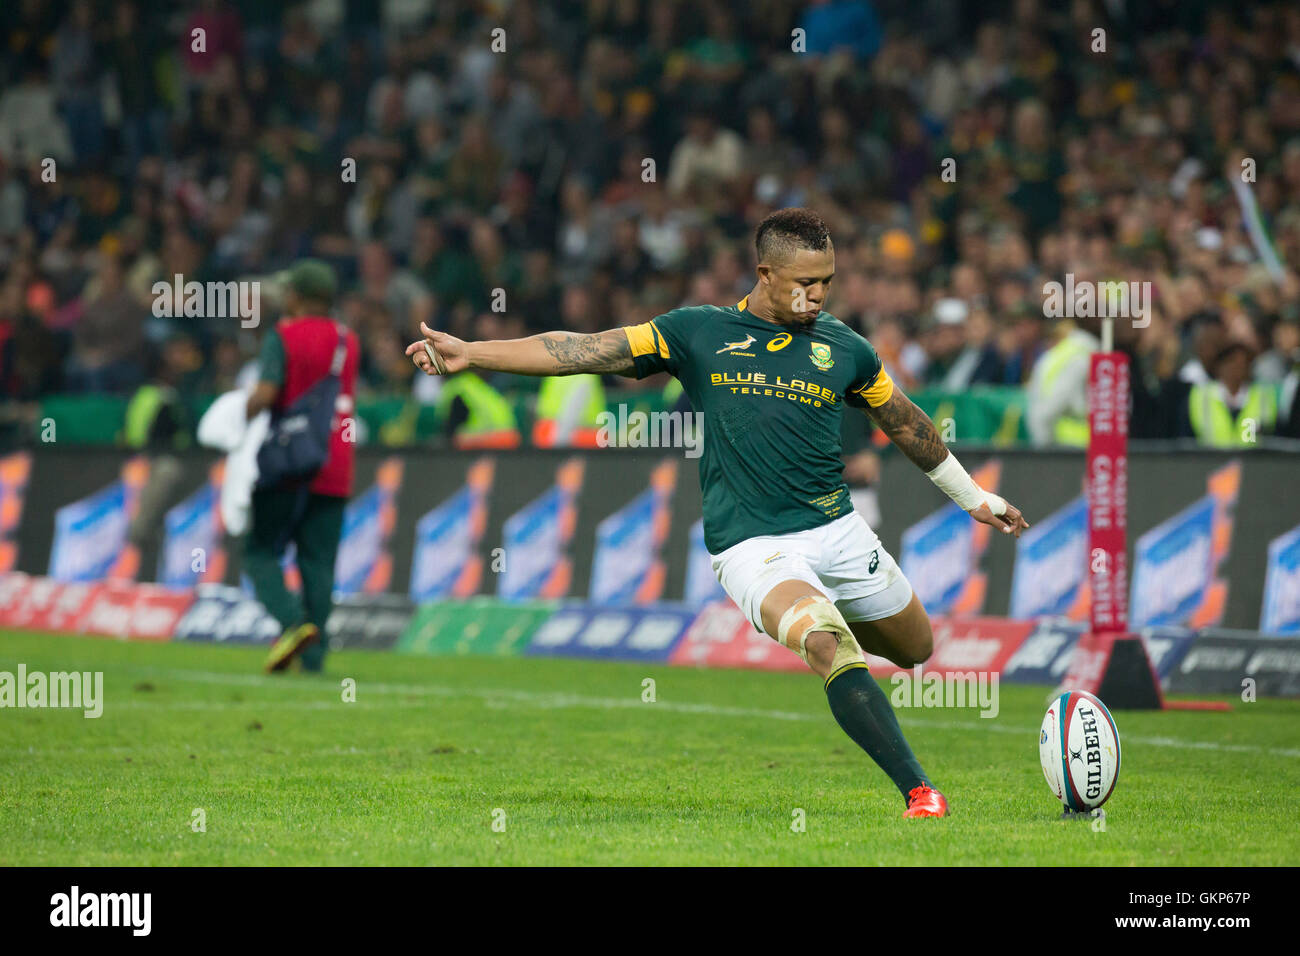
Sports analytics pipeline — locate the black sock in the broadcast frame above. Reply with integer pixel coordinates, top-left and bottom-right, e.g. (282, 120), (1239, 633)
(825, 665), (931, 800)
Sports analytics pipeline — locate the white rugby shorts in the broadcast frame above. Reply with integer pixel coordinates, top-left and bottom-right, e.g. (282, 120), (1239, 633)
(709, 512), (913, 636)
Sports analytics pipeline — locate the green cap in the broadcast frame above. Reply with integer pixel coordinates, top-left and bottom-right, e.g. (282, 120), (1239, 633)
(281, 259), (338, 304)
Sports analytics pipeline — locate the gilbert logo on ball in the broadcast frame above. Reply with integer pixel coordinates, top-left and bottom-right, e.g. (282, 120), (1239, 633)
(1039, 690), (1120, 812)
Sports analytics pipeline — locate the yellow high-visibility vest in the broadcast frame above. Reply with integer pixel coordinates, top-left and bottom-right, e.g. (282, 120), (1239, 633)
(663, 377), (684, 408)
(435, 372), (519, 446)
(533, 374), (606, 447)
(123, 384), (188, 449)
(1188, 382), (1277, 447)
(1037, 333), (1093, 446)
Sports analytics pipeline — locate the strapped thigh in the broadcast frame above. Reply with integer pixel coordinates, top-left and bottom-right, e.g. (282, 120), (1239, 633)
(776, 594), (869, 684)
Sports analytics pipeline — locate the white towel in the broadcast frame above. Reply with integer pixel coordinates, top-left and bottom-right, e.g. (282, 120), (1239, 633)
(197, 389), (269, 537)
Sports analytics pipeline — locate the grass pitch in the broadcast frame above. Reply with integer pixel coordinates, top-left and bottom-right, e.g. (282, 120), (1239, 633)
(2, 629), (1297, 866)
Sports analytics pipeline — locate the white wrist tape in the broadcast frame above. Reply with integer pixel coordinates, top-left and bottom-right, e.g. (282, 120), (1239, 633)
(423, 341), (447, 374)
(926, 453), (1006, 515)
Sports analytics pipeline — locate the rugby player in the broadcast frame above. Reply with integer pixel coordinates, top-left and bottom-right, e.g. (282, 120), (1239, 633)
(406, 208), (1029, 818)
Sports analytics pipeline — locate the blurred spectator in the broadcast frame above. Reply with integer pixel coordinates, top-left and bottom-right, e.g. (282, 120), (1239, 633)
(997, 303), (1047, 385)
(920, 298), (1002, 390)
(1026, 320), (1099, 447)
(122, 336), (193, 575)
(0, 60), (73, 165)
(799, 0), (883, 60)
(1254, 310), (1300, 382)
(66, 255), (145, 394)
(1280, 351), (1300, 439)
(1189, 342), (1279, 447)
(357, 241), (432, 334)
(667, 109), (745, 198)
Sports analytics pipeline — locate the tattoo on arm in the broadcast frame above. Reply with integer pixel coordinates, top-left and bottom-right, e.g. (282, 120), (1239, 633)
(540, 330), (635, 374)
(864, 390), (949, 471)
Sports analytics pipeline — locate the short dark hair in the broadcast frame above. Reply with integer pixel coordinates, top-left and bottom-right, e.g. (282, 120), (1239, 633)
(755, 208), (831, 266)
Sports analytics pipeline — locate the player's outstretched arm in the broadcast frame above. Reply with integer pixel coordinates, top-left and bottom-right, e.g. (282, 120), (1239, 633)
(406, 322), (635, 377)
(864, 389), (1030, 537)
(864, 389), (950, 471)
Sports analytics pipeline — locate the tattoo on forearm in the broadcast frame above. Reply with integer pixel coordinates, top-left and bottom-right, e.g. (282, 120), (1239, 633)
(865, 391), (949, 471)
(540, 330), (634, 374)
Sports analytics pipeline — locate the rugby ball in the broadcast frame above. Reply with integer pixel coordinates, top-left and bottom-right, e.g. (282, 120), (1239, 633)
(1039, 690), (1120, 811)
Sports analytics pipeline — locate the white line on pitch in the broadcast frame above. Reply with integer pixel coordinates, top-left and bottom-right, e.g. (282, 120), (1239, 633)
(19, 664), (1299, 760)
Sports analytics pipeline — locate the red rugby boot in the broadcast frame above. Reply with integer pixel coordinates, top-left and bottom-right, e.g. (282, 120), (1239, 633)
(903, 784), (948, 818)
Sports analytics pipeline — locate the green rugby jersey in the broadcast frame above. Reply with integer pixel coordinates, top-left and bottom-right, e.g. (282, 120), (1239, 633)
(624, 296), (895, 553)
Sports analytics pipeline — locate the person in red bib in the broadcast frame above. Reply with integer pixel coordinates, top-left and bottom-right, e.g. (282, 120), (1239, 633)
(245, 260), (360, 673)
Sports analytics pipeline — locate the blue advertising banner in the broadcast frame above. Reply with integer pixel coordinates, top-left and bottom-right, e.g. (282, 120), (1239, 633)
(334, 458), (403, 596)
(900, 503), (974, 615)
(589, 461), (676, 605)
(684, 518), (727, 606)
(898, 461), (999, 616)
(158, 478), (222, 589)
(1131, 496), (1217, 628)
(1001, 618), (1085, 685)
(410, 485), (471, 602)
(497, 459), (583, 601)
(1167, 629), (1300, 697)
(1261, 523), (1300, 635)
(525, 602), (695, 661)
(1138, 625), (1199, 681)
(1009, 495), (1088, 620)
(48, 481), (132, 582)
(409, 458), (494, 602)
(174, 584), (281, 645)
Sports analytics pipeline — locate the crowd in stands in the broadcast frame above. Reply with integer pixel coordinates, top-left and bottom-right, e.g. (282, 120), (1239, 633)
(2, 0), (1300, 445)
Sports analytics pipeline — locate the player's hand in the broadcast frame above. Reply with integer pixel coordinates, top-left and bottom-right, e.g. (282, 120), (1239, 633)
(405, 322), (469, 375)
(968, 498), (1030, 538)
